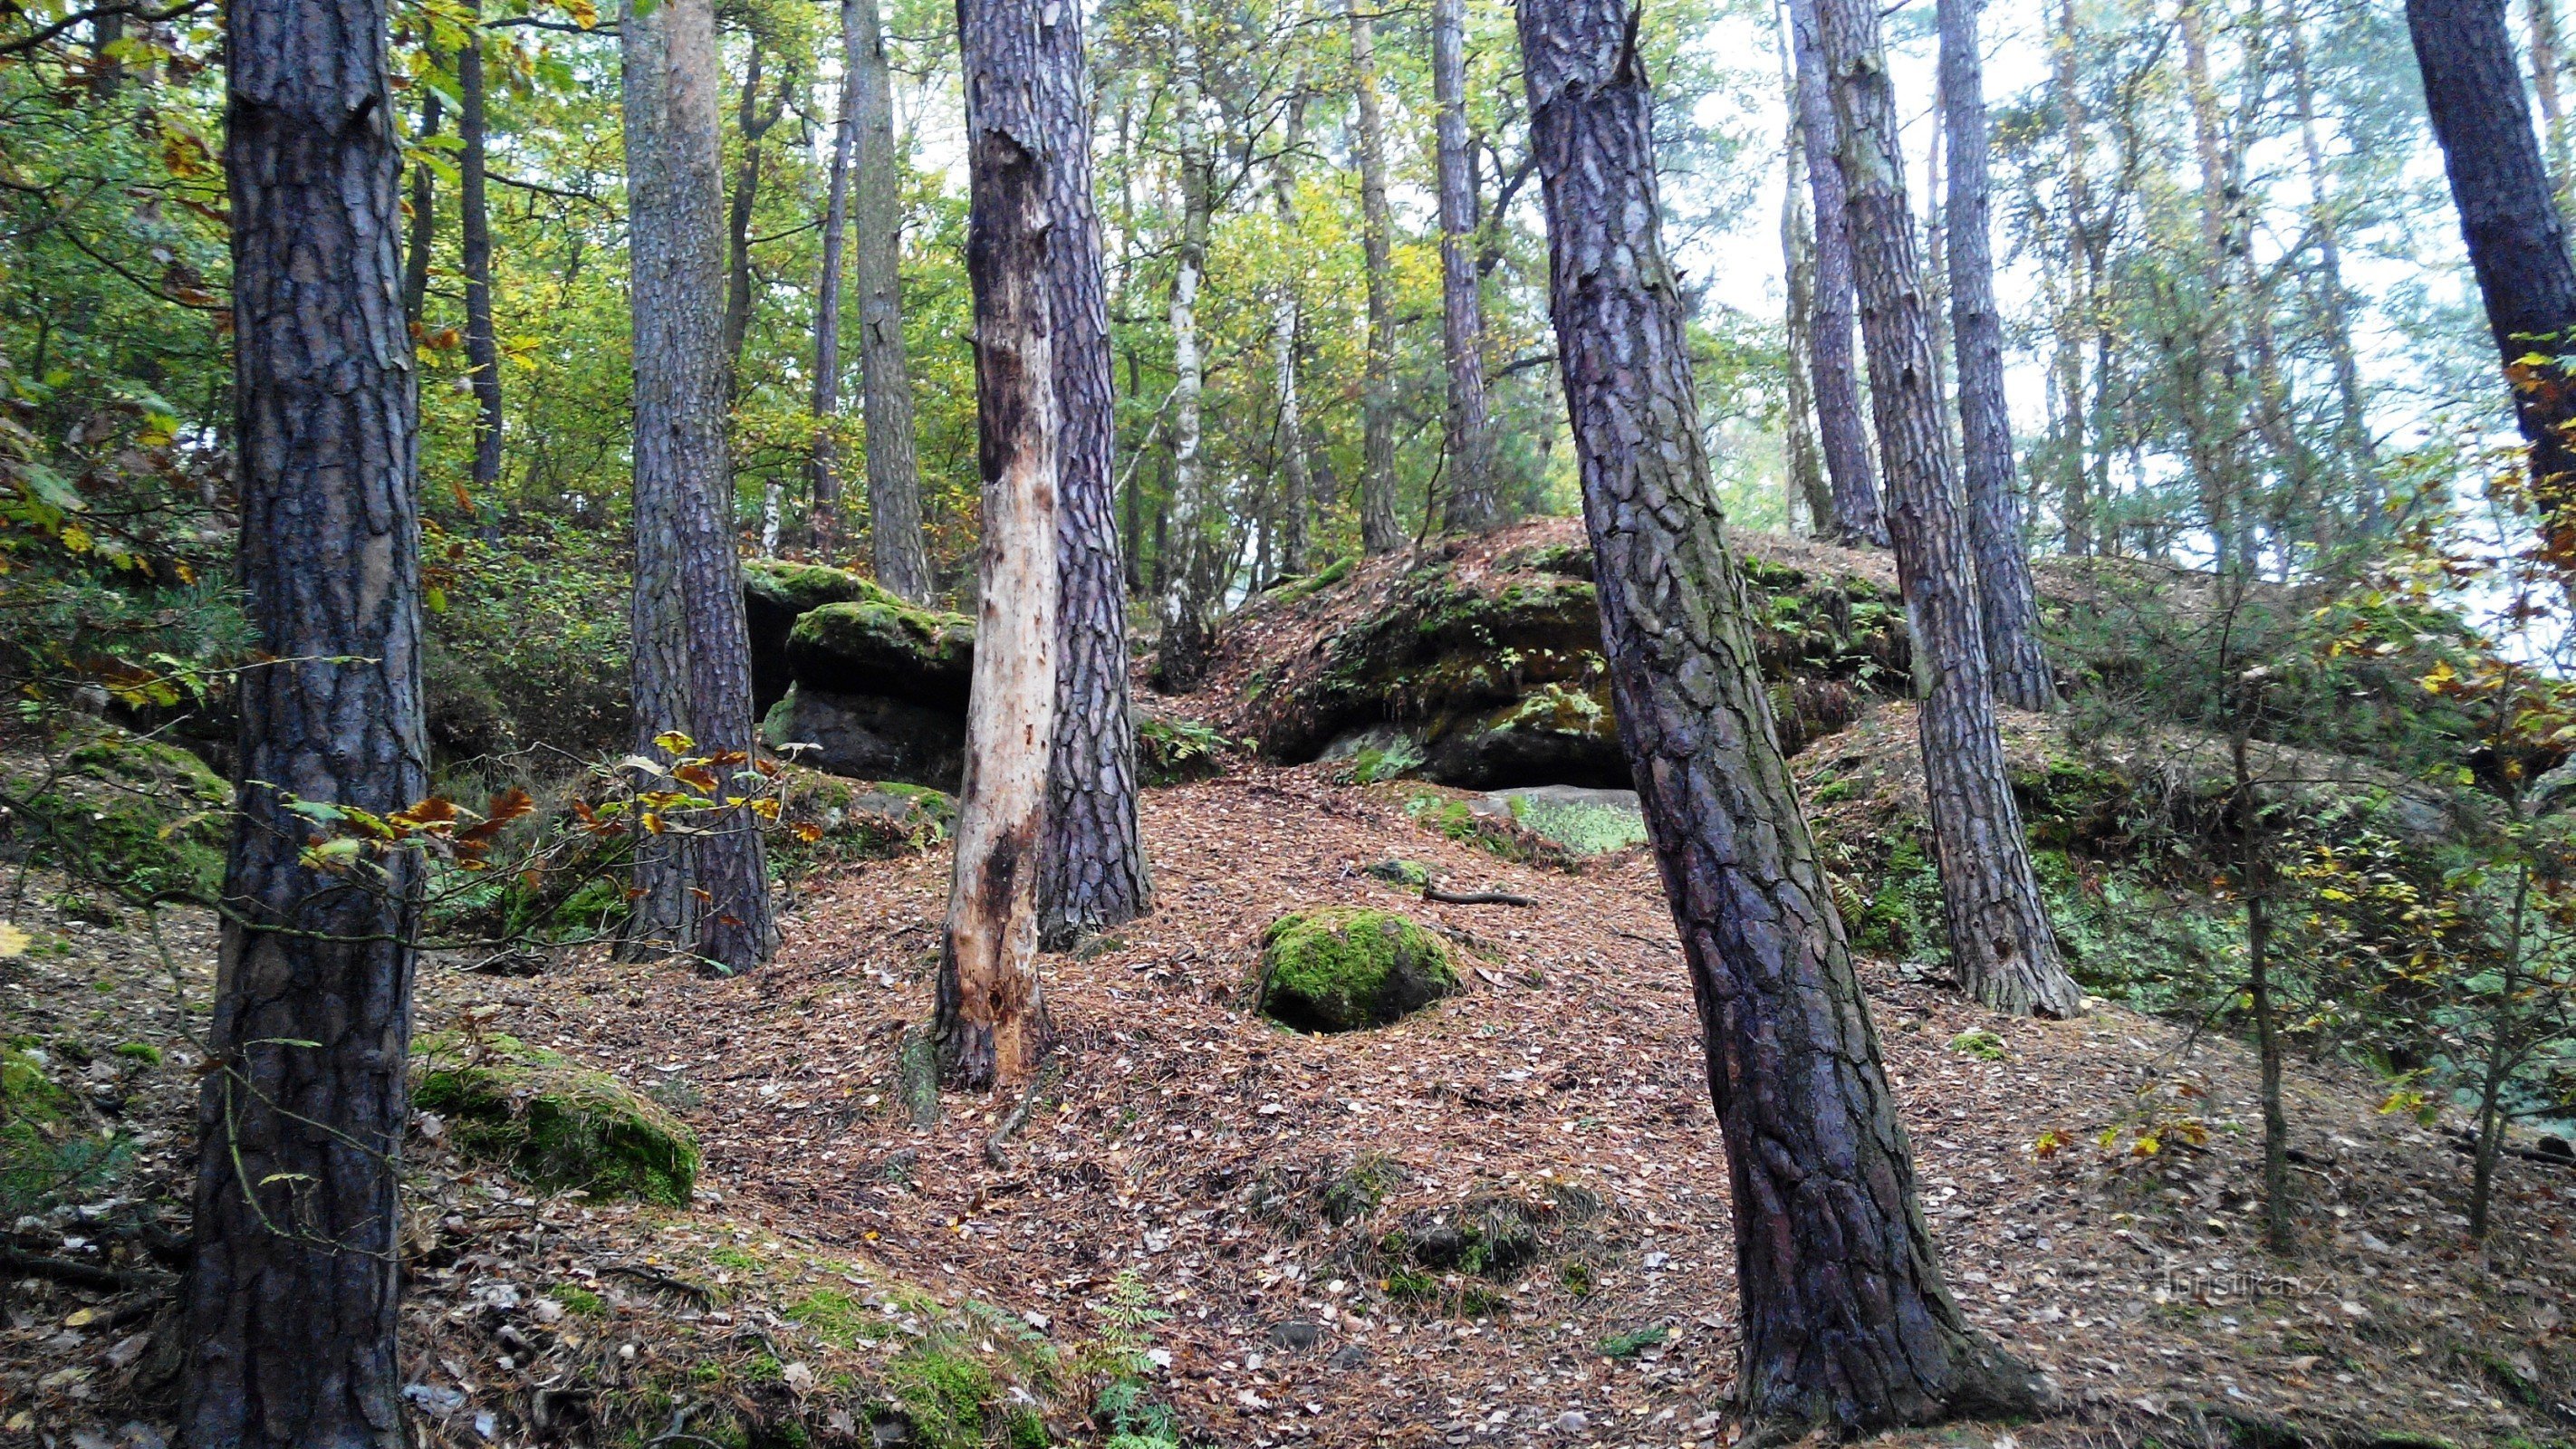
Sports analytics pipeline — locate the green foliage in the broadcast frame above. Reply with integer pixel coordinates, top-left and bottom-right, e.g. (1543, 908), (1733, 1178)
(547, 1283), (607, 1318)
(1502, 791), (1648, 857)
(413, 1032), (700, 1204)
(1947, 1029), (2007, 1062)
(882, 1345), (996, 1449)
(1595, 1325), (1669, 1359)
(6, 723), (232, 903)
(1350, 734), (1427, 784)
(1851, 834), (1941, 963)
(1259, 907), (1456, 1032)
(1135, 715), (1228, 786)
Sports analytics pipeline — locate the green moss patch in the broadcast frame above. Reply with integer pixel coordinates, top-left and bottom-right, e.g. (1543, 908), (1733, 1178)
(1259, 907), (1456, 1032)
(413, 1032), (699, 1204)
(786, 589), (976, 703)
(743, 559), (875, 619)
(10, 724), (230, 901)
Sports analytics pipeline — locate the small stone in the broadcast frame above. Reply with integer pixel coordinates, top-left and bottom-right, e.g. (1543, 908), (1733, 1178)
(1331, 1346), (1370, 1370)
(1268, 1319), (1322, 1350)
(1554, 1410), (1590, 1435)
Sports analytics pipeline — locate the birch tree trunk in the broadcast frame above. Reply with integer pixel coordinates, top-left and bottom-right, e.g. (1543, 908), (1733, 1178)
(1937, 0), (2052, 712)
(1153, 0), (1216, 689)
(621, 0), (774, 974)
(810, 0), (860, 557)
(937, 0), (1061, 1089)
(1269, 75), (1314, 577)
(852, 0), (934, 600)
(1815, 0), (2081, 1017)
(1783, 0), (1887, 545)
(2533, 0), (2574, 213)
(2413, 0), (2576, 575)
(187, 2), (426, 1439)
(1348, 0), (1404, 555)
(461, 0), (504, 493)
(2178, 0), (2252, 571)
(1516, 0), (2050, 1427)
(1433, 0), (1497, 533)
(1038, 0), (1150, 946)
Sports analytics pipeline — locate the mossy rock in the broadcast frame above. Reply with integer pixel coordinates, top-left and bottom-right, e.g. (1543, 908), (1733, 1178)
(412, 1033), (698, 1204)
(786, 590), (976, 706)
(744, 561), (889, 713)
(762, 683), (967, 792)
(10, 724), (230, 900)
(771, 765), (955, 861)
(1259, 907), (1456, 1032)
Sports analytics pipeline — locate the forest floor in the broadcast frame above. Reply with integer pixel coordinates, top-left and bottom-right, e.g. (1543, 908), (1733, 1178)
(8, 753), (2576, 1447)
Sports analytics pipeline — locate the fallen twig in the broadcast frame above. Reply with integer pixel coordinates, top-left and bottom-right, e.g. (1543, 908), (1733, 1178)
(0, 1246), (167, 1292)
(985, 1055), (1070, 1168)
(1424, 886), (1536, 907)
(606, 1262), (714, 1304)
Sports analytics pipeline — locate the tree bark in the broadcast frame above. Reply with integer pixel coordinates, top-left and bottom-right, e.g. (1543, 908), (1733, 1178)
(1037, 0), (1150, 947)
(1816, 0), (2081, 1017)
(1434, 0), (1497, 533)
(1783, 0), (1886, 545)
(1153, 0), (1216, 690)
(1781, 107), (1833, 538)
(620, 0), (774, 974)
(402, 68), (441, 330)
(938, 0), (1061, 1090)
(460, 0), (504, 493)
(1516, 0), (2050, 1427)
(1937, 0), (2052, 712)
(188, 4), (425, 1442)
(1269, 73), (1314, 577)
(2409, 0), (2576, 574)
(1348, 0), (1404, 556)
(722, 37), (786, 398)
(2178, 0), (2252, 572)
(852, 0), (934, 600)
(810, 0), (860, 557)
(2533, 0), (2574, 213)
(2050, 0), (2097, 557)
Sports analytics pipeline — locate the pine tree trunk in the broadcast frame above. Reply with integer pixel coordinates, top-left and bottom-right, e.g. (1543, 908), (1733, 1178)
(1783, 0), (1886, 545)
(2178, 0), (2252, 572)
(1433, 0), (1497, 533)
(461, 0), (504, 493)
(2284, 11), (2377, 520)
(1517, 0), (2050, 1426)
(811, 0), (860, 558)
(1816, 0), (2081, 1017)
(1775, 53), (1833, 537)
(937, 0), (1061, 1089)
(1937, 0), (2052, 712)
(1037, 0), (1150, 947)
(1154, 0), (1216, 690)
(402, 72), (441, 330)
(852, 0), (934, 600)
(1348, 0), (1404, 556)
(722, 40), (785, 398)
(620, 0), (774, 974)
(2410, 0), (2576, 573)
(187, 5), (426, 1440)
(1270, 77), (1313, 577)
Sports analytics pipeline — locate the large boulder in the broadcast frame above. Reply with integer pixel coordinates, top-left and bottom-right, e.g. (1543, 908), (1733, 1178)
(413, 1032), (699, 1205)
(1258, 907), (1456, 1032)
(763, 686), (966, 792)
(1, 722), (231, 901)
(736, 564), (978, 786)
(785, 591), (975, 705)
(742, 560), (881, 713)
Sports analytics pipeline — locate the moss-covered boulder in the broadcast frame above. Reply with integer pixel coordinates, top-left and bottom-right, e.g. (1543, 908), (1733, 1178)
(786, 590), (975, 705)
(4, 723), (231, 901)
(1259, 907), (1456, 1032)
(743, 560), (879, 712)
(413, 1033), (698, 1204)
(763, 683), (967, 792)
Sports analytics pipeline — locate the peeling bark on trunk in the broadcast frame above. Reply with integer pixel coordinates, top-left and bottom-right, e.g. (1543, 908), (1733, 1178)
(810, 0), (860, 558)
(620, 0), (774, 974)
(188, 4), (426, 1441)
(1816, 0), (2081, 1017)
(1348, 0), (1404, 556)
(1037, 0), (1150, 947)
(1434, 0), (1496, 533)
(2410, 0), (2576, 575)
(1783, 0), (1885, 546)
(852, 0), (933, 600)
(938, 0), (1061, 1089)
(1516, 0), (2049, 1427)
(461, 0), (504, 493)
(1937, 0), (2052, 712)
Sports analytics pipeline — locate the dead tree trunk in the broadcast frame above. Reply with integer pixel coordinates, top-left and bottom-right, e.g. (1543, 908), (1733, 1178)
(1516, 0), (2051, 1427)
(1816, 0), (2081, 1016)
(1348, 0), (1404, 555)
(852, 0), (934, 600)
(810, 0), (860, 557)
(187, 3), (427, 1441)
(1433, 0), (1497, 533)
(1783, 0), (1886, 545)
(937, 0), (1061, 1089)
(620, 0), (774, 973)
(1037, 0), (1151, 946)
(1937, 0), (2052, 711)
(460, 0), (504, 493)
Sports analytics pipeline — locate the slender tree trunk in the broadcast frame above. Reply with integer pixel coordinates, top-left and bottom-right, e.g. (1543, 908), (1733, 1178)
(1781, 112), (1834, 537)
(188, 4), (426, 1441)
(1269, 74), (1314, 577)
(1349, 0), (1404, 555)
(2469, 858), (2533, 1239)
(1817, 0), (2081, 1017)
(2179, 0), (2252, 571)
(621, 0), (774, 973)
(852, 0), (934, 600)
(1154, 0), (1216, 689)
(2534, 0), (2574, 212)
(2284, 9), (2377, 527)
(1433, 0), (1497, 533)
(723, 38), (785, 396)
(937, 0), (1061, 1089)
(1037, 0), (1150, 946)
(402, 71), (442, 331)
(1938, 0), (2052, 711)
(811, 0), (861, 557)
(1518, 0), (2050, 1426)
(460, 0), (504, 494)
(2229, 719), (2292, 1254)
(1783, 0), (1887, 545)
(2410, 0), (2576, 573)
(2052, 0), (2097, 557)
